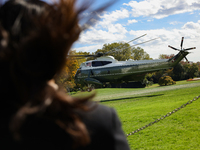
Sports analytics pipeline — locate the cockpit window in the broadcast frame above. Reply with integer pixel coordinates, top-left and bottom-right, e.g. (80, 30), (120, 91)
(92, 61), (112, 67)
(80, 63), (86, 67)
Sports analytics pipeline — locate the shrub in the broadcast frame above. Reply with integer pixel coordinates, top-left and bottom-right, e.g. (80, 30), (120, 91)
(142, 78), (153, 87)
(158, 76), (176, 86)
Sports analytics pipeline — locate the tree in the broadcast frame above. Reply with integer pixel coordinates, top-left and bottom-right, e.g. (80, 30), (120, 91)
(151, 70), (165, 83)
(96, 42), (133, 61)
(171, 63), (185, 81)
(190, 63), (199, 78)
(196, 62), (200, 77)
(131, 47), (152, 60)
(158, 76), (176, 86)
(159, 54), (175, 59)
(90, 42), (152, 61)
(182, 62), (199, 79)
(73, 50), (90, 64)
(196, 62), (200, 71)
(56, 50), (80, 92)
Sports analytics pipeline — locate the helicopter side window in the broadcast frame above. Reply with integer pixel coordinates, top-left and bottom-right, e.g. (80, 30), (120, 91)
(92, 61), (102, 67)
(86, 62), (92, 67)
(92, 61), (112, 67)
(102, 61), (112, 65)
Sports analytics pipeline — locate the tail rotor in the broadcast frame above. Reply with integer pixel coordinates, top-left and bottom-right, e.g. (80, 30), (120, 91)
(168, 37), (196, 63)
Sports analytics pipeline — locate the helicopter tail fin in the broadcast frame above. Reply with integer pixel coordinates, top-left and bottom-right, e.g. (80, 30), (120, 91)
(168, 50), (189, 66)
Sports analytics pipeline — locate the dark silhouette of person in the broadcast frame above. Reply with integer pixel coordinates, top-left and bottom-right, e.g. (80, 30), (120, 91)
(0, 0), (130, 149)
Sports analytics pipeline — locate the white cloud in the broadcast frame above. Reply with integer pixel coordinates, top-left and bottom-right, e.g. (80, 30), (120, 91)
(147, 19), (154, 22)
(98, 8), (129, 28)
(101, 8), (129, 22)
(127, 19), (138, 25)
(182, 21), (200, 31)
(170, 21), (182, 25)
(77, 8), (129, 45)
(73, 44), (103, 53)
(78, 28), (127, 45)
(123, 0), (161, 18)
(123, 0), (200, 19)
(108, 24), (128, 34)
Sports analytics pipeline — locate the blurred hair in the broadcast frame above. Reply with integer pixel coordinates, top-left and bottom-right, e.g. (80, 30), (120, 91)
(0, 0), (112, 147)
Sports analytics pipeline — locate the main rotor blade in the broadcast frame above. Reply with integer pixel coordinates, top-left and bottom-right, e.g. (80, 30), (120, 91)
(127, 34), (147, 44)
(130, 37), (160, 47)
(68, 57), (86, 60)
(180, 37), (184, 50)
(184, 47), (196, 51)
(168, 45), (180, 51)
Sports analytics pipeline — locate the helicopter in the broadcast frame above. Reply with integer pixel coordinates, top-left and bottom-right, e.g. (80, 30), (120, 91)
(69, 36), (196, 90)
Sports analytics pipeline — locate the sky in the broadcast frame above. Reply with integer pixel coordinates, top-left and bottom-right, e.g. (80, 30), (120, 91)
(70, 0), (200, 62)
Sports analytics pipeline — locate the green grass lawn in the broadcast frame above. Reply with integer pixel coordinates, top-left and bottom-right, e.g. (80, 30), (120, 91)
(73, 80), (200, 149)
(101, 82), (200, 149)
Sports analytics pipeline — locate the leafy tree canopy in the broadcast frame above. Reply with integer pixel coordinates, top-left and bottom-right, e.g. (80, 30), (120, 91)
(95, 42), (132, 61)
(131, 47), (152, 60)
(96, 42), (152, 61)
(159, 54), (175, 59)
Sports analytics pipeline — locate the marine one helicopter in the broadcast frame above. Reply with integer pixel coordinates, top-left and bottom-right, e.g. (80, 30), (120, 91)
(69, 36), (196, 90)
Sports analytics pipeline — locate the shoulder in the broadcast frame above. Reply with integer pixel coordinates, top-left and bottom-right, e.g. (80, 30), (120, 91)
(78, 102), (130, 150)
(79, 102), (119, 129)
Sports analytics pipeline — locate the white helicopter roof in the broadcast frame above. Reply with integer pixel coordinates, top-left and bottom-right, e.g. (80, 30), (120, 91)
(95, 56), (116, 61)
